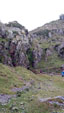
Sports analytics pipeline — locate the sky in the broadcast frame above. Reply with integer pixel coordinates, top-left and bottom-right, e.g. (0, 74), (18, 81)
(0, 0), (64, 31)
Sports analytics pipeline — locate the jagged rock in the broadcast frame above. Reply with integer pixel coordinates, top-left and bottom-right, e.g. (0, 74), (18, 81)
(2, 19), (64, 69)
(5, 21), (24, 29)
(0, 22), (6, 38)
(0, 21), (45, 68)
(0, 21), (28, 39)
(45, 49), (52, 61)
(58, 43), (64, 58)
(0, 21), (31, 67)
(32, 45), (43, 68)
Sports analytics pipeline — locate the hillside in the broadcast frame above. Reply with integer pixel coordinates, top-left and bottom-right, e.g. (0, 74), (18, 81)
(0, 17), (64, 72)
(0, 63), (64, 113)
(30, 19), (64, 33)
(0, 17), (64, 112)
(0, 21), (43, 69)
(30, 16), (64, 72)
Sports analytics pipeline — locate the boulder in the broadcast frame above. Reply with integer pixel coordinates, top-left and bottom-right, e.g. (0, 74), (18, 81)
(58, 43), (64, 58)
(45, 49), (52, 61)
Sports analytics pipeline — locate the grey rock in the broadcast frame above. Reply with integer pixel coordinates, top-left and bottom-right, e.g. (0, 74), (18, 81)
(39, 96), (64, 107)
(32, 45), (43, 68)
(0, 94), (16, 105)
(58, 43), (64, 58)
(45, 49), (52, 61)
(11, 106), (19, 112)
(60, 14), (64, 20)
(0, 21), (44, 68)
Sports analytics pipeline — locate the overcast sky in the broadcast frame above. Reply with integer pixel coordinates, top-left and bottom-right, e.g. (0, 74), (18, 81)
(0, 0), (64, 30)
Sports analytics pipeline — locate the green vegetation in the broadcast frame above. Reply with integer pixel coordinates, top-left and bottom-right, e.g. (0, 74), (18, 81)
(35, 29), (50, 37)
(40, 41), (51, 49)
(34, 33), (64, 72)
(0, 63), (64, 112)
(0, 64), (24, 94)
(0, 37), (9, 42)
(37, 51), (64, 72)
(0, 55), (4, 62)
(26, 48), (34, 67)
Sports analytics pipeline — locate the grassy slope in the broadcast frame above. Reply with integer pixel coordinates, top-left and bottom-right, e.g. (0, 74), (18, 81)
(0, 63), (64, 112)
(36, 35), (64, 71)
(30, 19), (64, 71)
(37, 51), (64, 72)
(0, 63), (37, 94)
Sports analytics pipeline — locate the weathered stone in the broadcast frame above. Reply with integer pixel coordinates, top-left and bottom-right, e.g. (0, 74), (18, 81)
(32, 45), (43, 68)
(58, 43), (64, 58)
(11, 106), (19, 112)
(45, 49), (52, 61)
(0, 21), (44, 68)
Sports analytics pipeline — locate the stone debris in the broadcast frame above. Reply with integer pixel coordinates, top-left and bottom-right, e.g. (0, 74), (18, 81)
(39, 96), (64, 107)
(0, 94), (16, 105)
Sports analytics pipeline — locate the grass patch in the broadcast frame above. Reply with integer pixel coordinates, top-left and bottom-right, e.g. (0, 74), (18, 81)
(0, 64), (64, 112)
(37, 51), (64, 72)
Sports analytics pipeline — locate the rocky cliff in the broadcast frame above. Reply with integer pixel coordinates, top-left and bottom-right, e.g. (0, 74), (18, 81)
(0, 21), (43, 68)
(1, 16), (64, 72)
(30, 15), (64, 72)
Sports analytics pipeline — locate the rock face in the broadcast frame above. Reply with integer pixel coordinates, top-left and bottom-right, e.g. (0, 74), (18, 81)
(30, 16), (64, 71)
(32, 46), (43, 68)
(0, 21), (43, 68)
(1, 17), (64, 70)
(58, 43), (64, 58)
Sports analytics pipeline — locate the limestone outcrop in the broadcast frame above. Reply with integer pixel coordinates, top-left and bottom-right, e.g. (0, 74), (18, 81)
(0, 21), (43, 68)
